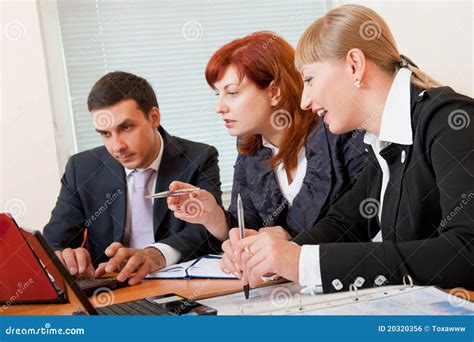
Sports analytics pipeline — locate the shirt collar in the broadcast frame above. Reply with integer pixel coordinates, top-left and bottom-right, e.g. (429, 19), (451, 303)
(261, 136), (279, 154)
(125, 131), (164, 176)
(364, 67), (414, 147)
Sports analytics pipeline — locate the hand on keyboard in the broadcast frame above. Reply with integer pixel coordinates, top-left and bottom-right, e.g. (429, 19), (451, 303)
(55, 247), (95, 279)
(95, 242), (167, 285)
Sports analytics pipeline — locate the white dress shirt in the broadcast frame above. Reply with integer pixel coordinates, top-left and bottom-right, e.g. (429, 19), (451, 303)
(299, 68), (414, 290)
(124, 132), (181, 266)
(261, 137), (307, 205)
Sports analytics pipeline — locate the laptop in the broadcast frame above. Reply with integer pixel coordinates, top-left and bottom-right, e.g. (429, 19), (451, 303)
(21, 226), (217, 315)
(0, 213), (127, 304)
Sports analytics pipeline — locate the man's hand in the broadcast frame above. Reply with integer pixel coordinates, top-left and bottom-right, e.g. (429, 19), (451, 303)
(55, 247), (95, 279)
(95, 242), (166, 285)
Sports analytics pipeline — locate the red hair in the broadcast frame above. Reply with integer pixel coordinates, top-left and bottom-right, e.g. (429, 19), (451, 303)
(205, 31), (318, 172)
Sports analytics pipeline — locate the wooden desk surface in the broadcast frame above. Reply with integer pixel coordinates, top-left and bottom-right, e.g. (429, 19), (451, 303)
(2, 278), (473, 316)
(1, 278), (245, 316)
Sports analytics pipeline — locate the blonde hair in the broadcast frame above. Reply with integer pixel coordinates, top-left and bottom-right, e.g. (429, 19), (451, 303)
(295, 4), (441, 89)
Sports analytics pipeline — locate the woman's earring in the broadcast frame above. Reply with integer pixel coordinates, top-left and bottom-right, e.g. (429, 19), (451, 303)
(354, 78), (362, 88)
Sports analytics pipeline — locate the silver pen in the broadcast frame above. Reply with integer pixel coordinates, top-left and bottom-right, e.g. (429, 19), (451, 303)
(237, 193), (250, 299)
(145, 187), (200, 199)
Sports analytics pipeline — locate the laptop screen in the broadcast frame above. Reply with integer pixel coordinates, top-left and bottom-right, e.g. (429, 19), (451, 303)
(0, 213), (59, 303)
(21, 229), (99, 315)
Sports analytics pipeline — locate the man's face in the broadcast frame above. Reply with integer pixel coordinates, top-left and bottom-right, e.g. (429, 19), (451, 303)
(92, 99), (161, 169)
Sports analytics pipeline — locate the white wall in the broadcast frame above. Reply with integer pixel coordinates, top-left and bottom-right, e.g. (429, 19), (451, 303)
(1, 0), (472, 230)
(347, 0), (473, 96)
(1, 0), (61, 230)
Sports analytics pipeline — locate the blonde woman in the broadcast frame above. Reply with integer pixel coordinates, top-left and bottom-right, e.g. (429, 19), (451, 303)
(228, 4), (474, 293)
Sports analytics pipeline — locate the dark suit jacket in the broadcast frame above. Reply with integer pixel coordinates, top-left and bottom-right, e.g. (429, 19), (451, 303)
(226, 121), (368, 236)
(294, 85), (474, 293)
(44, 126), (222, 266)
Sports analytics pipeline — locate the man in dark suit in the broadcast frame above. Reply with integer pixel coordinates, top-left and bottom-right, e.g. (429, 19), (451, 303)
(44, 71), (222, 285)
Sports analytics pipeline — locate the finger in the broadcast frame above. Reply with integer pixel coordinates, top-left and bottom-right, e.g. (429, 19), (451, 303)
(82, 264), (96, 279)
(117, 255), (142, 282)
(105, 247), (132, 273)
(128, 262), (151, 286)
(105, 242), (124, 257)
(234, 234), (261, 254)
(220, 258), (230, 274)
(169, 181), (191, 191)
(95, 262), (108, 278)
(62, 248), (78, 275)
(248, 259), (272, 288)
(173, 210), (199, 224)
(74, 248), (91, 274)
(55, 251), (65, 265)
(221, 240), (238, 266)
(222, 253), (240, 278)
(228, 228), (241, 244)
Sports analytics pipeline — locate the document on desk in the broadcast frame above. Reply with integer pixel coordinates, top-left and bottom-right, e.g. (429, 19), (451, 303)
(199, 282), (474, 315)
(146, 254), (237, 279)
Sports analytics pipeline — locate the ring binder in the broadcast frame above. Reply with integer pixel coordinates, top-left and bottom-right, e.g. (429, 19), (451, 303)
(402, 274), (414, 288)
(349, 283), (359, 301)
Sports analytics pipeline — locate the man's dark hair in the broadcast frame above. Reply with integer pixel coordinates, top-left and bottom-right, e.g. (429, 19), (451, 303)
(87, 71), (158, 118)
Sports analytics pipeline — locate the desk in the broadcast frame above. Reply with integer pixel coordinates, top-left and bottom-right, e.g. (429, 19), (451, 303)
(2, 279), (473, 316)
(1, 278), (245, 316)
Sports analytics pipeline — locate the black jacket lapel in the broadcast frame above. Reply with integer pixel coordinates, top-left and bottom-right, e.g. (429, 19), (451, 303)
(100, 152), (127, 244)
(152, 126), (185, 234)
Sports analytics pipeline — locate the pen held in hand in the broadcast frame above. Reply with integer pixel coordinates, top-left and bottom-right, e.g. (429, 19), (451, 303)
(145, 188), (200, 199)
(237, 193), (250, 300)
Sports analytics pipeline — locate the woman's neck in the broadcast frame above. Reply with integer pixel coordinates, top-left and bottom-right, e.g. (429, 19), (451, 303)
(362, 70), (396, 136)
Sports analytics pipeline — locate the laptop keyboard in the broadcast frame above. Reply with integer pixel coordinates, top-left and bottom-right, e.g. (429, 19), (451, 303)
(77, 277), (116, 288)
(96, 299), (172, 316)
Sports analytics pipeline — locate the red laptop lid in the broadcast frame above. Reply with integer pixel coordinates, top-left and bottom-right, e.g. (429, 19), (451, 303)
(0, 213), (60, 304)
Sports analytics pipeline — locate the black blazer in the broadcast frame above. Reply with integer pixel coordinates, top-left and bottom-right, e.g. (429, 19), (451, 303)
(44, 126), (222, 266)
(226, 121), (368, 236)
(294, 85), (474, 293)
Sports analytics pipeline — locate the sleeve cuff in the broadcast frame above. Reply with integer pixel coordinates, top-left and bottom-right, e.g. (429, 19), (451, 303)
(145, 242), (182, 267)
(299, 244), (322, 288)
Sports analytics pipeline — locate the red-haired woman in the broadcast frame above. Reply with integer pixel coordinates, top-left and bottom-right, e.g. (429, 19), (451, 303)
(168, 31), (367, 275)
